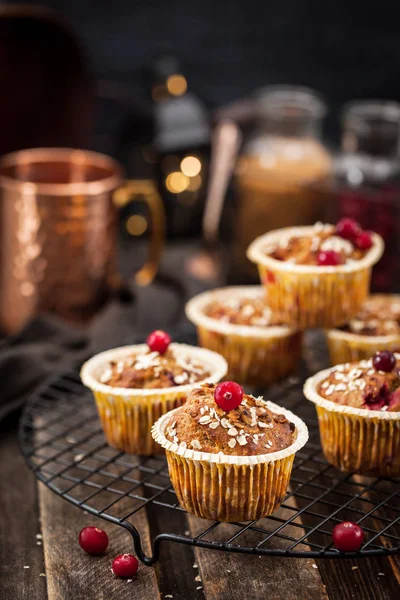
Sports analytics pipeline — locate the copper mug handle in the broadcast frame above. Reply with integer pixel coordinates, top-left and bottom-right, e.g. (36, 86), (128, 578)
(113, 179), (165, 286)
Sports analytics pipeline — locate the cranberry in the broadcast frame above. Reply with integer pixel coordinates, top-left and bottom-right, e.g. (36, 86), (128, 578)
(317, 250), (342, 266)
(147, 330), (171, 355)
(332, 521), (364, 552)
(78, 527), (109, 555)
(365, 397), (386, 411)
(264, 270), (276, 284)
(112, 554), (139, 578)
(373, 351), (396, 373)
(364, 382), (390, 410)
(214, 381), (244, 411)
(355, 230), (373, 250)
(336, 217), (361, 241)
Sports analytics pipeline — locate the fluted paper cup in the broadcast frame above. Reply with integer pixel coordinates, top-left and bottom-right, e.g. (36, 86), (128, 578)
(81, 344), (228, 456)
(326, 294), (400, 365)
(185, 286), (302, 386)
(247, 226), (384, 329)
(304, 363), (400, 476)
(152, 401), (308, 522)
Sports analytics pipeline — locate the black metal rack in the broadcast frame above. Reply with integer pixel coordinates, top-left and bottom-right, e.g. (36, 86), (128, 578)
(19, 365), (400, 565)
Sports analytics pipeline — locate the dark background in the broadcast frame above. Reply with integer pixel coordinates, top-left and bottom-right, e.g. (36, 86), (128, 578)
(11, 0), (400, 145)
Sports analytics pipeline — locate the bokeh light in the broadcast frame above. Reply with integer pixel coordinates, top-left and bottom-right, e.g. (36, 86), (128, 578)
(180, 156), (201, 177)
(126, 214), (148, 236)
(187, 174), (202, 191)
(166, 172), (189, 193)
(166, 74), (187, 96)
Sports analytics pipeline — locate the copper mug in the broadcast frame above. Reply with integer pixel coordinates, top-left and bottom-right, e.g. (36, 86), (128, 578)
(0, 148), (164, 334)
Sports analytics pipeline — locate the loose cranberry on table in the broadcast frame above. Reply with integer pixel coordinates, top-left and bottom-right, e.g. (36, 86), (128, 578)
(372, 351), (396, 373)
(336, 217), (361, 241)
(355, 230), (373, 250)
(112, 554), (139, 577)
(317, 250), (342, 267)
(214, 381), (244, 411)
(78, 527), (109, 555)
(147, 330), (171, 355)
(332, 521), (364, 552)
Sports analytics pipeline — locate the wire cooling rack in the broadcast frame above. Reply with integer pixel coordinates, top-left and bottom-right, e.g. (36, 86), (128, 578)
(19, 363), (400, 565)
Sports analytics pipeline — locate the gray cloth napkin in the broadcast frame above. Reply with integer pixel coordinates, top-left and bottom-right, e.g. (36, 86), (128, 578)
(0, 272), (195, 421)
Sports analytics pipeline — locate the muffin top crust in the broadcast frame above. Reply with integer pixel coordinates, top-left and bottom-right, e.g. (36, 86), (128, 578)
(164, 383), (295, 456)
(101, 348), (210, 389)
(317, 356), (400, 412)
(185, 287), (296, 335)
(267, 221), (373, 266)
(204, 294), (281, 327)
(340, 296), (400, 336)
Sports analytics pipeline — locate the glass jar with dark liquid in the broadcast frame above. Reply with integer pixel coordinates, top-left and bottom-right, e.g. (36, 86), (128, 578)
(317, 101), (400, 292)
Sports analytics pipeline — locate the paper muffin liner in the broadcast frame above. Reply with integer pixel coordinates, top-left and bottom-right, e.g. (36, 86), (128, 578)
(151, 401), (308, 522)
(304, 364), (400, 476)
(80, 344), (228, 456)
(185, 286), (302, 386)
(246, 226), (384, 329)
(326, 294), (400, 365)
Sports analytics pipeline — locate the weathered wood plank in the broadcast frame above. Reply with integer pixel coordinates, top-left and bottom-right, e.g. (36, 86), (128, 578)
(0, 416), (47, 600)
(39, 482), (160, 600)
(188, 513), (327, 600)
(388, 555), (400, 586)
(317, 557), (400, 600)
(145, 502), (205, 600)
(292, 469), (400, 600)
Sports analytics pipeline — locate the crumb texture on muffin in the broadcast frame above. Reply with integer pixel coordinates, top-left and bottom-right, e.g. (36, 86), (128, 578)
(164, 383), (295, 455)
(266, 222), (371, 266)
(101, 348), (210, 389)
(318, 359), (400, 411)
(340, 296), (400, 336)
(204, 294), (282, 327)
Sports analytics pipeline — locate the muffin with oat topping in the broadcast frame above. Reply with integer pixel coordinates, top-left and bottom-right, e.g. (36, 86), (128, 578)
(326, 295), (400, 365)
(304, 352), (400, 476)
(102, 347), (210, 389)
(247, 219), (384, 328)
(185, 286), (302, 386)
(81, 333), (227, 455)
(152, 381), (308, 521)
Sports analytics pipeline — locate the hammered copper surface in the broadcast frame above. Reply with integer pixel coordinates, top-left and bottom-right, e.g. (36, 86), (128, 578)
(0, 148), (121, 333)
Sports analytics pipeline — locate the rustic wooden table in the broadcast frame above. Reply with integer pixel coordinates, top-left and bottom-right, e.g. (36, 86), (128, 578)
(0, 243), (399, 600)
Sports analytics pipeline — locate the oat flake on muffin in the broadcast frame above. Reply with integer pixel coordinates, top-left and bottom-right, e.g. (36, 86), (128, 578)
(340, 296), (400, 336)
(267, 221), (372, 266)
(101, 348), (210, 389)
(204, 295), (278, 327)
(318, 357), (400, 412)
(164, 383), (295, 456)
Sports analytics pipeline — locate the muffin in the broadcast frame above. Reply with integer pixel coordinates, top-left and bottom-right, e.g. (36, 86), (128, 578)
(152, 381), (308, 521)
(304, 351), (400, 476)
(246, 219), (384, 328)
(185, 286), (302, 386)
(327, 295), (400, 365)
(81, 332), (228, 455)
